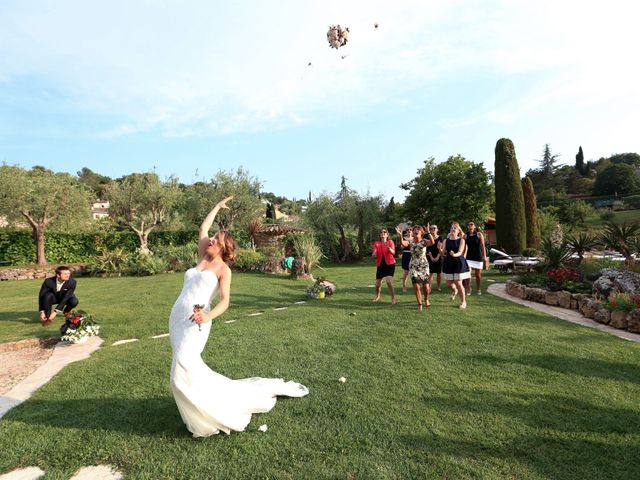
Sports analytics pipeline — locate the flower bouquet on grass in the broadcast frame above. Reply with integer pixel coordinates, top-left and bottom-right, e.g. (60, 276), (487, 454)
(60, 310), (100, 344)
(306, 277), (336, 299)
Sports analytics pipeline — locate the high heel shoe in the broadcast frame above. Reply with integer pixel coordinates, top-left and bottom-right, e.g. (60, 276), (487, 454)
(450, 291), (457, 301)
(459, 302), (467, 310)
(418, 303), (423, 312)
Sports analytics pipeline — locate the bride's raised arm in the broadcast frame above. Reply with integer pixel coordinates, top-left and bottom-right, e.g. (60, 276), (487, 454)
(198, 196), (233, 260)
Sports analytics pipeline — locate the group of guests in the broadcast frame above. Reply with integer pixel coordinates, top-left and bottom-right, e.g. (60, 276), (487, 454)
(372, 221), (488, 311)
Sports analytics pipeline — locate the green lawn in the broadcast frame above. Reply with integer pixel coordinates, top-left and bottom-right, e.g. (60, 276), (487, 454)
(1, 262), (639, 479)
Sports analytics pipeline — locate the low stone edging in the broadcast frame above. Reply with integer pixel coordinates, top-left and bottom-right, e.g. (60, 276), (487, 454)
(505, 280), (640, 334)
(0, 264), (88, 281)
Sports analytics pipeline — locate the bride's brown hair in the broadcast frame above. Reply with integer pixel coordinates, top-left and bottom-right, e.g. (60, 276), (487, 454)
(213, 231), (238, 263)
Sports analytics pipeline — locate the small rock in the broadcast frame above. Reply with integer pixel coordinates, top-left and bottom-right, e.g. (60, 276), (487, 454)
(258, 424), (268, 432)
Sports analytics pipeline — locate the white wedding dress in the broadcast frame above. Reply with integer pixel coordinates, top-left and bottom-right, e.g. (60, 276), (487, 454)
(169, 267), (309, 437)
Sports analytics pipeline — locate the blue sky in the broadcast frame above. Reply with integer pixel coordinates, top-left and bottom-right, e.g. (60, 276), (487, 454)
(1, 0), (639, 202)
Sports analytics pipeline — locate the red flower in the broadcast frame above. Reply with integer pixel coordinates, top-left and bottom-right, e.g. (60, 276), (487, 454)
(70, 316), (82, 325)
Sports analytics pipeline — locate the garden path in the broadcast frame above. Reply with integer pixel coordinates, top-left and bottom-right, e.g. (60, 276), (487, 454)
(0, 336), (103, 418)
(489, 283), (640, 343)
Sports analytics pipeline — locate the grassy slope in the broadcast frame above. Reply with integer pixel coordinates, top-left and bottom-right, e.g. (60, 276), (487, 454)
(0, 262), (639, 479)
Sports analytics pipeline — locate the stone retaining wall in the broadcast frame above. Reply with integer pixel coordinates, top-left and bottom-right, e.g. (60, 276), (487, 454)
(0, 264), (88, 281)
(505, 280), (640, 334)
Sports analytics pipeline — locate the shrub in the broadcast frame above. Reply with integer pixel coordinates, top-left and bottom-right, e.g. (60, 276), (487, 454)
(578, 258), (620, 280)
(88, 248), (131, 276)
(540, 237), (572, 269)
(155, 243), (198, 271)
(622, 195), (640, 209)
(128, 254), (169, 276)
(599, 209), (615, 222)
(612, 200), (626, 211)
(514, 272), (547, 286)
(546, 267), (580, 286)
(522, 247), (539, 257)
(605, 292), (640, 312)
(292, 234), (324, 273)
(233, 249), (266, 271)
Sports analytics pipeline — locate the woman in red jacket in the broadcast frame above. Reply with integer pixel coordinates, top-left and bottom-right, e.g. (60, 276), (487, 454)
(372, 228), (398, 305)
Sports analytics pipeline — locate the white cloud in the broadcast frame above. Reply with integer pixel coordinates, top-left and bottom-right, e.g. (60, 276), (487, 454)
(0, 0), (639, 143)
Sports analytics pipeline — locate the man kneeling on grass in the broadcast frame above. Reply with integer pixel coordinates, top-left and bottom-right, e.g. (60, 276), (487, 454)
(38, 266), (79, 326)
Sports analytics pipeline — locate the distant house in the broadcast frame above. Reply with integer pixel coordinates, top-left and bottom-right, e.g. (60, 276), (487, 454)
(483, 217), (497, 246)
(91, 201), (110, 219)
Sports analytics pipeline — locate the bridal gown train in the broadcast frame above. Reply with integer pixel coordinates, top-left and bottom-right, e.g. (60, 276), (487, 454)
(170, 267), (309, 437)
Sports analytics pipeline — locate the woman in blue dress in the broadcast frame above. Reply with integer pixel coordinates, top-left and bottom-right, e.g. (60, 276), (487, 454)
(441, 222), (471, 309)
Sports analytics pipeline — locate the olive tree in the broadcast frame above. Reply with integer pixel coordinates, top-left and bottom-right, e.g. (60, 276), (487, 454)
(0, 165), (92, 265)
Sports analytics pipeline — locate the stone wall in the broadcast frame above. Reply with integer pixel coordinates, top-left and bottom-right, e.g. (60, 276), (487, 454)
(0, 264), (88, 281)
(505, 280), (640, 334)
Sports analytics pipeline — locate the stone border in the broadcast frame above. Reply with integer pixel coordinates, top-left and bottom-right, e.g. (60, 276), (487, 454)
(504, 280), (640, 338)
(494, 283), (640, 342)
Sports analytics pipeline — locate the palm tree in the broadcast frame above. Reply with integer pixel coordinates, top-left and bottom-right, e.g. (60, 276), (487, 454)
(245, 217), (264, 251)
(565, 232), (599, 265)
(539, 237), (573, 269)
(601, 221), (640, 262)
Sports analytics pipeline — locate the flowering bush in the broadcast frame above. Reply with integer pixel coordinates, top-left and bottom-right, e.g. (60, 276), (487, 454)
(606, 292), (640, 312)
(547, 268), (579, 285)
(60, 310), (100, 344)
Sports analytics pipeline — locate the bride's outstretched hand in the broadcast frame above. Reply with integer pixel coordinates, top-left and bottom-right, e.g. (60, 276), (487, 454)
(217, 196), (233, 209)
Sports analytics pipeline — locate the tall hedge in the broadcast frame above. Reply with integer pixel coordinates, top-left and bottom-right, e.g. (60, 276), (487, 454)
(0, 230), (199, 266)
(521, 176), (540, 249)
(494, 138), (527, 253)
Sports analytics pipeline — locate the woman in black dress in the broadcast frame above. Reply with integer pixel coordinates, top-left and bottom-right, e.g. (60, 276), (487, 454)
(442, 222), (471, 309)
(464, 221), (488, 295)
(426, 225), (443, 292)
(400, 228), (413, 293)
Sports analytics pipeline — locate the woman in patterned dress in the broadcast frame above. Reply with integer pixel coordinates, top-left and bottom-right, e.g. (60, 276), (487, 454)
(396, 224), (435, 311)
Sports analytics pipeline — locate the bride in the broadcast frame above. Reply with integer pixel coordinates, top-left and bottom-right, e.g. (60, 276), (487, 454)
(169, 196), (309, 437)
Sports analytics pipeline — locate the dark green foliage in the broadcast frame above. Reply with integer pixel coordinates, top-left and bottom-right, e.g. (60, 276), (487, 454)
(0, 229), (198, 266)
(233, 249), (267, 270)
(401, 155), (493, 228)
(601, 221), (640, 261)
(265, 202), (276, 221)
(522, 177), (540, 249)
(608, 152), (640, 166)
(623, 195), (640, 209)
(494, 139), (527, 253)
(593, 164), (640, 195)
(539, 237), (573, 269)
(575, 146), (585, 175)
(565, 232), (599, 264)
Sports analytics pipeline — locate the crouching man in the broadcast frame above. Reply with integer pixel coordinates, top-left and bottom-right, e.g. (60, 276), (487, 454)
(38, 266), (79, 326)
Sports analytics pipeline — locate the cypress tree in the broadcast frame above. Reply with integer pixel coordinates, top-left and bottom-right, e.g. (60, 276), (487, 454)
(575, 146), (585, 176)
(494, 138), (527, 253)
(521, 176), (540, 249)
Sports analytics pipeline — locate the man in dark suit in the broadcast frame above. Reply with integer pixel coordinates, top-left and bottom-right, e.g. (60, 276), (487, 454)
(38, 266), (79, 326)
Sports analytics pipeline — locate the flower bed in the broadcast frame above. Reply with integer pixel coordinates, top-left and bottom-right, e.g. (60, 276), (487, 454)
(505, 279), (640, 334)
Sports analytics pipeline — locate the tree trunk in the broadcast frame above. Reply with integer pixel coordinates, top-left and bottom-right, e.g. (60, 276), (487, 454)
(34, 225), (47, 266)
(138, 233), (150, 254)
